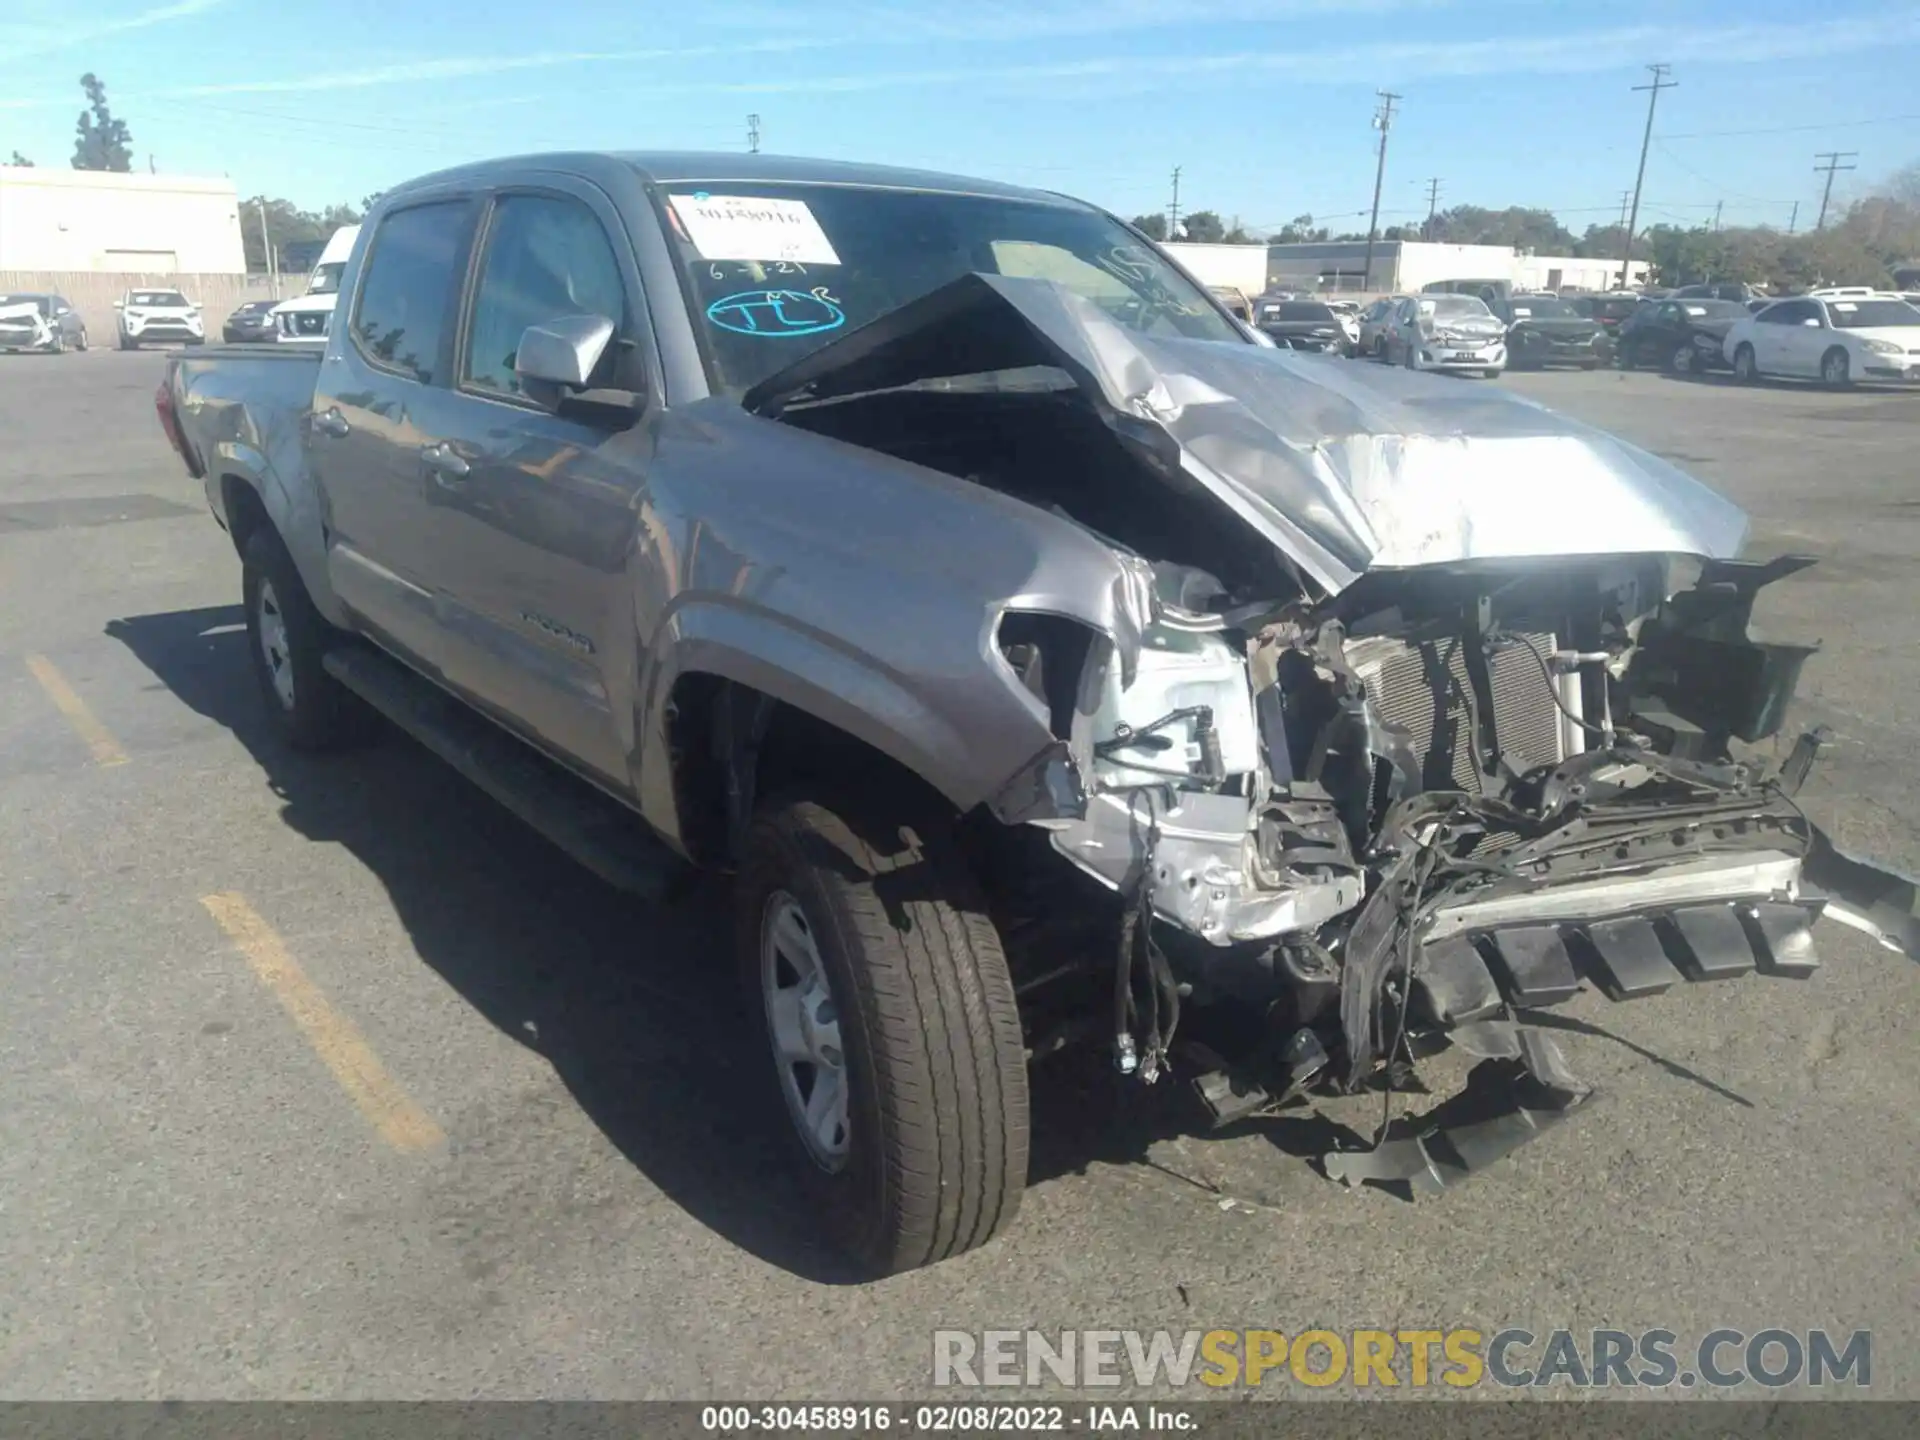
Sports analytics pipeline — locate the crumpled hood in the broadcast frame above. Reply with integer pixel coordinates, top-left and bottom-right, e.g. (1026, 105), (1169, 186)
(0, 301), (46, 323)
(746, 273), (1749, 595)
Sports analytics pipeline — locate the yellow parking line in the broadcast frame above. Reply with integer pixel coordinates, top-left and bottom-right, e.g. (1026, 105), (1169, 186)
(24, 653), (129, 767)
(200, 892), (444, 1153)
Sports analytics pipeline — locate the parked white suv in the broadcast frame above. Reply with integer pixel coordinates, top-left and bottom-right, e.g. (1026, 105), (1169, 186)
(116, 288), (204, 349)
(1723, 294), (1920, 386)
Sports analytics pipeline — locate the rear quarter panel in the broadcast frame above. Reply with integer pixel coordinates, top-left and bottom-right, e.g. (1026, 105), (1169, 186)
(168, 347), (342, 624)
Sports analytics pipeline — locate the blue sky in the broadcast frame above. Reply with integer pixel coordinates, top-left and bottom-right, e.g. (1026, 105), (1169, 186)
(4, 0), (1918, 235)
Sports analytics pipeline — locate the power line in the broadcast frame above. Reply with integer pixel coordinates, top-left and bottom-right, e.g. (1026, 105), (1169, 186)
(1814, 151), (1858, 231)
(1361, 91), (1400, 290)
(1660, 112), (1920, 140)
(1619, 63), (1678, 290)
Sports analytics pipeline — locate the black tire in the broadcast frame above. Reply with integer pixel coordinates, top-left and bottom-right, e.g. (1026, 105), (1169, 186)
(1732, 343), (1758, 383)
(737, 795), (1029, 1277)
(1820, 347), (1852, 389)
(240, 528), (371, 751)
(120, 336), (137, 351)
(48, 329), (66, 355)
(74, 327), (87, 352)
(1668, 342), (1693, 375)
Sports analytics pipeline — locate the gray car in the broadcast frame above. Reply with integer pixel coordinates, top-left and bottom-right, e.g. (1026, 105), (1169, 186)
(156, 151), (1913, 1276)
(0, 292), (88, 353)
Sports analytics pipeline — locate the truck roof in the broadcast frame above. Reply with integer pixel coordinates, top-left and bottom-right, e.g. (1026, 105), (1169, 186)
(386, 150), (1081, 208)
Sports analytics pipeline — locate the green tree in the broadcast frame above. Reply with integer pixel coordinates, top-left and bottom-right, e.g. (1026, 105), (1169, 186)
(7, 151), (32, 166)
(71, 73), (133, 172)
(1129, 212), (1169, 241)
(1429, 204), (1575, 251)
(241, 195), (368, 273)
(1269, 214), (1329, 244)
(1179, 209), (1226, 242)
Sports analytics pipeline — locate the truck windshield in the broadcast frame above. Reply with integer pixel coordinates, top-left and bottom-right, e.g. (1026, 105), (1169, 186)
(308, 263), (346, 296)
(657, 182), (1242, 394)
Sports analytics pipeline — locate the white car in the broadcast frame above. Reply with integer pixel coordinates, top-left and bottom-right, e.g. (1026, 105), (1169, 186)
(1324, 298), (1362, 352)
(1723, 294), (1920, 387)
(115, 288), (204, 349)
(270, 223), (359, 344)
(1381, 293), (1507, 376)
(1806, 286), (1880, 300)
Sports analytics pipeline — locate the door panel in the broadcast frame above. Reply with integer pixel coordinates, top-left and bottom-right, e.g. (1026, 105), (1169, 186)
(312, 197), (476, 675)
(417, 185), (654, 787)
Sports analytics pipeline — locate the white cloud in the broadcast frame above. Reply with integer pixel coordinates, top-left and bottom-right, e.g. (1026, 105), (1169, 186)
(94, 6), (1920, 102)
(1, 0), (225, 61)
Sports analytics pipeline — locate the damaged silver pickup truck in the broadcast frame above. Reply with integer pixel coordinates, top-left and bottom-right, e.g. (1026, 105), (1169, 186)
(156, 152), (1916, 1277)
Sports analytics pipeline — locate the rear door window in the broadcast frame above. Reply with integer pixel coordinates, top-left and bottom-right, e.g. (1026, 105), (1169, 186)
(350, 200), (472, 385)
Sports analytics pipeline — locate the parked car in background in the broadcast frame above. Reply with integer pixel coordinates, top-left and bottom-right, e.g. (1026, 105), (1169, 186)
(1323, 298), (1362, 351)
(116, 289), (204, 349)
(222, 299), (282, 344)
(1383, 293), (1507, 375)
(1669, 282), (1765, 303)
(1490, 292), (1611, 369)
(1806, 286), (1880, 300)
(1614, 297), (1749, 374)
(1724, 294), (1920, 386)
(1355, 295), (1404, 358)
(1253, 298), (1348, 352)
(1566, 292), (1641, 339)
(0, 292), (87, 353)
(271, 223), (360, 344)
(1421, 277), (1512, 306)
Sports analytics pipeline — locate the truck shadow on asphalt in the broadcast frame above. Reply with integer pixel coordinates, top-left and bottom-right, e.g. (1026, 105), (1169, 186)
(107, 606), (1752, 1263)
(111, 604), (1365, 1278)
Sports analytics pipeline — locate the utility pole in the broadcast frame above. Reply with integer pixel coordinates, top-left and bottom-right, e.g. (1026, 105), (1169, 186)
(1167, 166), (1182, 239)
(1712, 200), (1722, 231)
(254, 198), (279, 300)
(1361, 91), (1400, 291)
(1813, 151), (1857, 231)
(1788, 200), (1799, 235)
(1617, 190), (1633, 232)
(747, 114), (761, 154)
(1423, 176), (1442, 240)
(1618, 63), (1677, 290)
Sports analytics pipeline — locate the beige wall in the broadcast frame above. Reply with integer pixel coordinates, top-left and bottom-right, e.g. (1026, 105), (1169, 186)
(0, 270), (311, 342)
(0, 166), (248, 275)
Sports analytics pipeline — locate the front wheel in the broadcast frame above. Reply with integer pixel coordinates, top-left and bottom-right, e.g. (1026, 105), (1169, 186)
(48, 330), (66, 355)
(1732, 344), (1759, 383)
(1669, 342), (1694, 375)
(241, 529), (373, 751)
(1820, 347), (1852, 389)
(738, 795), (1029, 1277)
(74, 327), (87, 352)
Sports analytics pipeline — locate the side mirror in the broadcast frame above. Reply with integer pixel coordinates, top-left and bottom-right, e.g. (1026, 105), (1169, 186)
(113, 300), (124, 309)
(514, 313), (641, 424)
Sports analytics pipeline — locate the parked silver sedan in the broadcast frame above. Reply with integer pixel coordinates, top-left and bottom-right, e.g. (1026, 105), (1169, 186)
(1381, 293), (1508, 376)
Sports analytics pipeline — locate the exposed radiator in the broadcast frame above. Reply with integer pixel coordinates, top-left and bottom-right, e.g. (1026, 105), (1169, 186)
(1347, 631), (1581, 794)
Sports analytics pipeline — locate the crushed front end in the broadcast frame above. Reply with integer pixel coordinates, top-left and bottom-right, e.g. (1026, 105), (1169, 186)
(1023, 547), (1860, 1188)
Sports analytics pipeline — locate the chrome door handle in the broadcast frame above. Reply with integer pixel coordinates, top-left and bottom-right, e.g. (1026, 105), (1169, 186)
(313, 408), (350, 438)
(421, 443), (470, 482)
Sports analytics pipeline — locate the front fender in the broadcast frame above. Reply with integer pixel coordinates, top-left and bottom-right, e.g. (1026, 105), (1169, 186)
(635, 595), (1072, 851)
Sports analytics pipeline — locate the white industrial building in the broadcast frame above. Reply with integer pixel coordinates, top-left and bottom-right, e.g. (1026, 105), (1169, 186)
(0, 166), (246, 274)
(1161, 241), (1271, 297)
(1265, 239), (1648, 295)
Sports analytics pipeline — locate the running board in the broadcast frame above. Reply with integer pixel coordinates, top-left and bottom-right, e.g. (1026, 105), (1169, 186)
(321, 645), (685, 905)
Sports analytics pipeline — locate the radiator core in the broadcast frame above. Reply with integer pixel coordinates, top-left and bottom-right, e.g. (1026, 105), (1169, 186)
(1348, 631), (1581, 794)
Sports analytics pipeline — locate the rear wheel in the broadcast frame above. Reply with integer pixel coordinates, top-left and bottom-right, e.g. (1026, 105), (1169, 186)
(48, 330), (65, 355)
(1732, 343), (1759, 384)
(737, 795), (1028, 1277)
(240, 529), (372, 751)
(1669, 342), (1694, 375)
(1820, 347), (1852, 389)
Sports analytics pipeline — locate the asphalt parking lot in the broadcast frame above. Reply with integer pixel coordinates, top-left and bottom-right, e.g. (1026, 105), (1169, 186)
(1, 347), (1915, 1401)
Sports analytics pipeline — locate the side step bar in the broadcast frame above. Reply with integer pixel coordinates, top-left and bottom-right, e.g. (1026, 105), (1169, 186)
(322, 645), (686, 905)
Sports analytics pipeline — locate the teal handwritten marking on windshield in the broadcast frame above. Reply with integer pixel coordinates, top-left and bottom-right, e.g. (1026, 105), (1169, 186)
(706, 289), (846, 337)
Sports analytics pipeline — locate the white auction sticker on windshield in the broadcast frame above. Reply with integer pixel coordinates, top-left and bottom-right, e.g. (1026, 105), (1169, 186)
(668, 193), (841, 265)
(1833, 301), (1858, 311)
